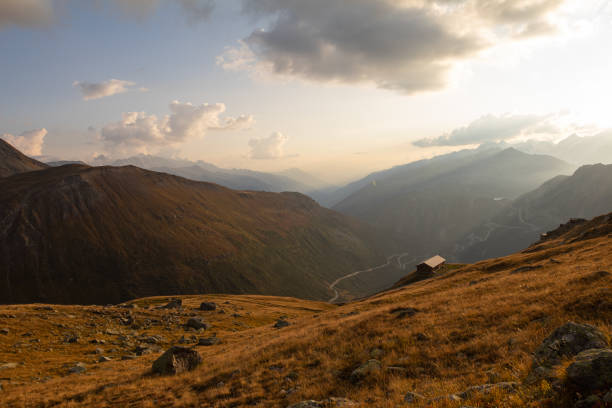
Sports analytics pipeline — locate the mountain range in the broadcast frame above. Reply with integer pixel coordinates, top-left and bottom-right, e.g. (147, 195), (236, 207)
(451, 163), (612, 261)
(331, 147), (575, 264)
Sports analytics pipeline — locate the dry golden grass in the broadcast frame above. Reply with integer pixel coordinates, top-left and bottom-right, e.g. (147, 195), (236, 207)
(1, 229), (611, 407)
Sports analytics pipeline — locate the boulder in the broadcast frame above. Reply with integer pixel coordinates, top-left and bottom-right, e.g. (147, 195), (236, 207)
(274, 319), (290, 329)
(199, 302), (217, 311)
(69, 362), (86, 374)
(0, 328), (8, 335)
(404, 391), (425, 403)
(159, 299), (182, 309)
(287, 401), (323, 408)
(98, 356), (112, 363)
(152, 346), (203, 375)
(566, 349), (612, 392)
(198, 337), (220, 346)
(532, 322), (609, 368)
(456, 382), (519, 399)
(350, 359), (381, 383)
(186, 318), (210, 330)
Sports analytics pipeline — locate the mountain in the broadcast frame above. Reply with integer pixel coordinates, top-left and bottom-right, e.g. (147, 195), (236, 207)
(0, 162), (393, 305)
(0, 138), (48, 177)
(96, 154), (318, 194)
(515, 131), (612, 166)
(2, 212), (610, 407)
(332, 147), (574, 262)
(452, 163), (612, 262)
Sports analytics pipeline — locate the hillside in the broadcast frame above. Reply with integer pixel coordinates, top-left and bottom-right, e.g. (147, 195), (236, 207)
(0, 139), (47, 177)
(332, 148), (574, 264)
(0, 163), (393, 305)
(452, 163), (612, 262)
(0, 213), (610, 407)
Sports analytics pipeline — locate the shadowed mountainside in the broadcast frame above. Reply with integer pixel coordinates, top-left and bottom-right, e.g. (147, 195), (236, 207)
(0, 163), (392, 305)
(452, 163), (612, 262)
(0, 139), (48, 178)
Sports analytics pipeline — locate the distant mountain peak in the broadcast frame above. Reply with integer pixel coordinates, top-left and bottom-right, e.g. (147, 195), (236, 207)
(0, 138), (48, 177)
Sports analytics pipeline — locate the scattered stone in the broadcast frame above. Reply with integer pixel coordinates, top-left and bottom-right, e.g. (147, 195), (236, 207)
(532, 322), (609, 369)
(0, 328), (8, 335)
(274, 319), (290, 329)
(158, 299), (182, 309)
(566, 349), (612, 392)
(287, 401), (322, 408)
(98, 356), (112, 363)
(0, 363), (18, 370)
(199, 302), (217, 311)
(198, 337), (221, 346)
(63, 333), (79, 343)
(93, 348), (104, 355)
(121, 355), (137, 361)
(152, 346), (203, 375)
(603, 389), (612, 404)
(370, 348), (384, 358)
(69, 362), (86, 374)
(350, 359), (381, 383)
(390, 307), (419, 319)
(326, 397), (358, 407)
(186, 318), (210, 330)
(141, 335), (165, 344)
(386, 366), (407, 375)
(134, 345), (155, 356)
(404, 391), (425, 403)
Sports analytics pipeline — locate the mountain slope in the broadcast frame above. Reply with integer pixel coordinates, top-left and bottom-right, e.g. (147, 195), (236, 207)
(1, 213), (610, 407)
(453, 163), (612, 262)
(0, 164), (389, 305)
(332, 148), (574, 261)
(0, 139), (48, 177)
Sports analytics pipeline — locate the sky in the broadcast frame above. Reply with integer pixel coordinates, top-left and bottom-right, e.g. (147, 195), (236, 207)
(1, 0), (611, 183)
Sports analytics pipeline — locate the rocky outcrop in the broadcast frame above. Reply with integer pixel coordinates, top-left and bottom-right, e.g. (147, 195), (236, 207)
(350, 359), (381, 383)
(152, 346), (202, 375)
(199, 302), (217, 311)
(566, 349), (612, 392)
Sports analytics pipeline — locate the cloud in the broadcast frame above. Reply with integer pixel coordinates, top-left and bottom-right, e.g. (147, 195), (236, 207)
(219, 0), (567, 93)
(0, 0), (54, 29)
(413, 114), (556, 147)
(1, 128), (47, 156)
(100, 100), (253, 155)
(248, 132), (288, 159)
(73, 79), (140, 101)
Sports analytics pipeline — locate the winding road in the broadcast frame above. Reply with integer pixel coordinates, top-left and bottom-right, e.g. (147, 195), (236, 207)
(328, 253), (415, 303)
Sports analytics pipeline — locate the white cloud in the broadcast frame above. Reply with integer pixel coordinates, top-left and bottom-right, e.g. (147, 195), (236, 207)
(100, 100), (253, 155)
(219, 0), (569, 93)
(0, 0), (54, 29)
(1, 128), (47, 156)
(248, 132), (288, 159)
(413, 113), (567, 147)
(73, 79), (140, 101)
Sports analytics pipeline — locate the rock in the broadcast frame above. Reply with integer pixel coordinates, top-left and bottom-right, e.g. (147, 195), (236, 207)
(63, 333), (79, 343)
(386, 366), (407, 375)
(152, 346), (202, 375)
(0, 363), (18, 370)
(566, 349), (612, 392)
(0, 328), (8, 335)
(350, 359), (381, 383)
(390, 307), (419, 319)
(532, 322), (609, 368)
(98, 356), (112, 363)
(69, 362), (86, 374)
(141, 335), (164, 344)
(326, 397), (358, 407)
(186, 318), (210, 330)
(574, 395), (601, 408)
(274, 319), (290, 329)
(404, 391), (425, 403)
(198, 337), (220, 346)
(603, 389), (612, 404)
(199, 302), (217, 311)
(287, 401), (323, 408)
(121, 355), (137, 361)
(369, 348), (384, 358)
(93, 348), (104, 355)
(158, 299), (182, 309)
(456, 382), (519, 399)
